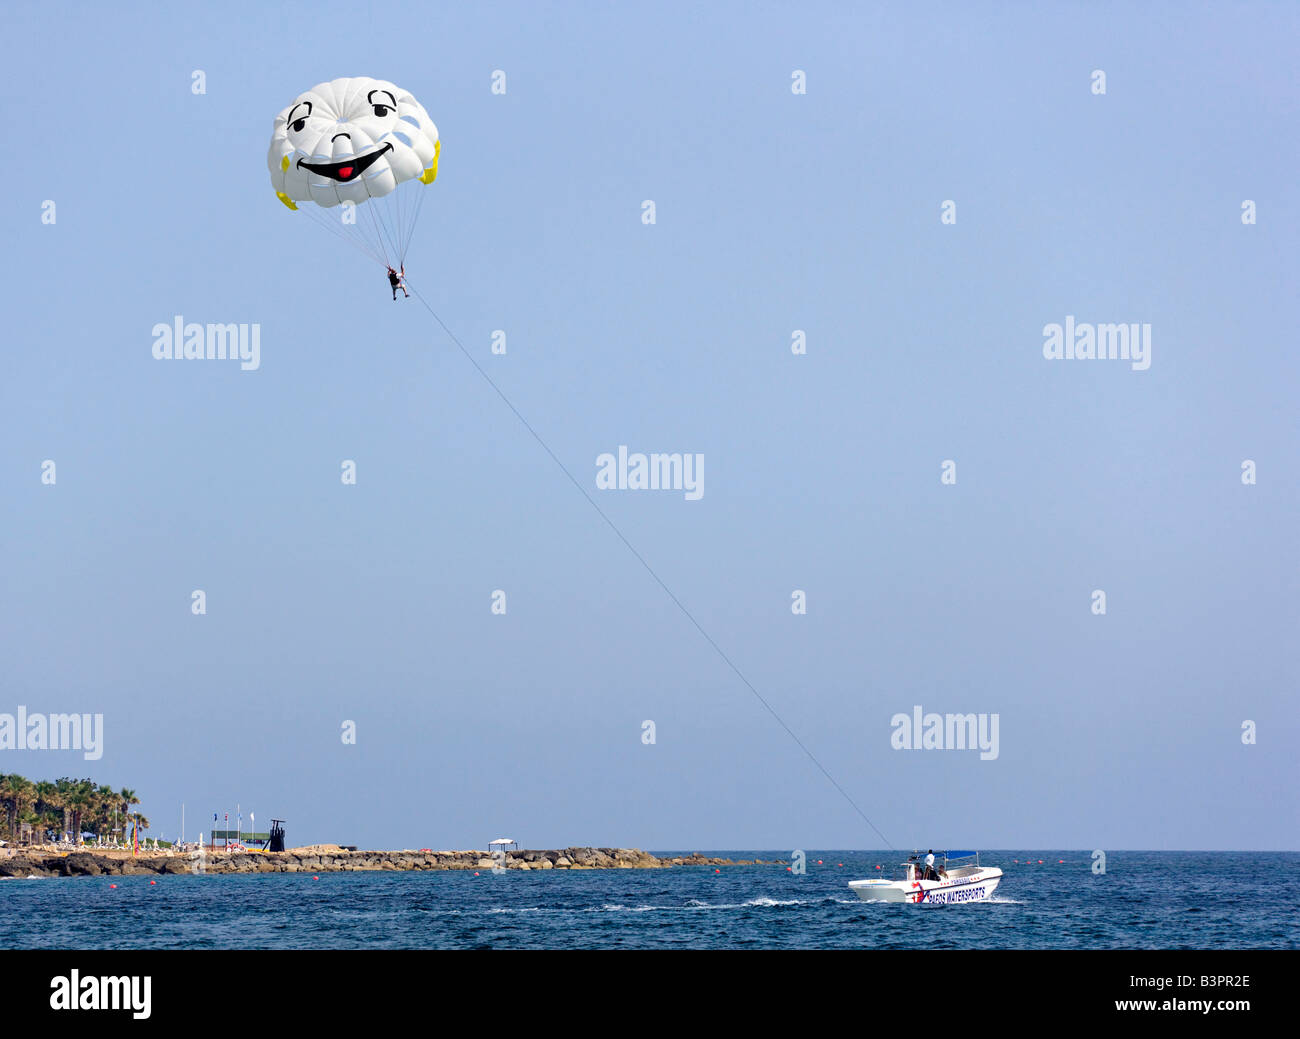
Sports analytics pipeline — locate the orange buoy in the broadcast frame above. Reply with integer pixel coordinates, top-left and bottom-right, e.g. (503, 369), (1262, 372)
(149, 880), (156, 885)
(109, 883), (117, 889)
(312, 875), (319, 880)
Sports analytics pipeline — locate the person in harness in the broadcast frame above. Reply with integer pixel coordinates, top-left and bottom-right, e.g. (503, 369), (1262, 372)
(387, 264), (409, 300)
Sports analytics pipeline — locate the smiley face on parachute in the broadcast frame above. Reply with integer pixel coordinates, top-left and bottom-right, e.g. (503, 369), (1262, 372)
(267, 77), (439, 210)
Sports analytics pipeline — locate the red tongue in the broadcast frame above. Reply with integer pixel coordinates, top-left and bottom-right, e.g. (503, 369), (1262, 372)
(338, 165), (354, 179)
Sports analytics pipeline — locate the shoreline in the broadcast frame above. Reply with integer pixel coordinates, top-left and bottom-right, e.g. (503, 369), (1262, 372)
(0, 845), (780, 878)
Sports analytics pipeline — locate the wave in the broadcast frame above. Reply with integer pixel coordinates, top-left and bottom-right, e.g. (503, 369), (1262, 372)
(332, 894), (871, 917)
(594, 896), (811, 912)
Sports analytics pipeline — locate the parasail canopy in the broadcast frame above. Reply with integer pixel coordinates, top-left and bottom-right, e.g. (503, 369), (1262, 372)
(267, 76), (440, 269)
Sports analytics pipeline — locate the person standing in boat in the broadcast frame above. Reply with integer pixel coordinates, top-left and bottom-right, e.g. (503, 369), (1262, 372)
(924, 850), (937, 881)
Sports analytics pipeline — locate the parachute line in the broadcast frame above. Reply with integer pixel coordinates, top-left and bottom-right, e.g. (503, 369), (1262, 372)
(403, 279), (896, 854)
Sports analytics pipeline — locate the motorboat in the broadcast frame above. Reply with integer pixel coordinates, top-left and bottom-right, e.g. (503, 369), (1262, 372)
(849, 850), (1002, 904)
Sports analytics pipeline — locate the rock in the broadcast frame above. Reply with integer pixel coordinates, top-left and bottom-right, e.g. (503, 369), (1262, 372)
(63, 853), (103, 876)
(0, 844), (772, 877)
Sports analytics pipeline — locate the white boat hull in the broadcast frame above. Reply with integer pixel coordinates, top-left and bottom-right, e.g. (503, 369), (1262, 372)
(849, 866), (1002, 904)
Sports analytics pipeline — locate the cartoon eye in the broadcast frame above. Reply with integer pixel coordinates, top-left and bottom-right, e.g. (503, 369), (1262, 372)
(372, 104), (392, 117)
(291, 118), (307, 133)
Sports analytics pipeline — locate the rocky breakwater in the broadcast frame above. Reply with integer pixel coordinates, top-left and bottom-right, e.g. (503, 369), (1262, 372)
(0, 846), (775, 878)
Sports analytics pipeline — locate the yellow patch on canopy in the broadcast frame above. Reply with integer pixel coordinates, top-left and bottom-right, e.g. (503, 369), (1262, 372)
(419, 139), (441, 184)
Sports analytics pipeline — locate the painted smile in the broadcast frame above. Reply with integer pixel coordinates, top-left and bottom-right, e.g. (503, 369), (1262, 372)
(297, 143), (393, 182)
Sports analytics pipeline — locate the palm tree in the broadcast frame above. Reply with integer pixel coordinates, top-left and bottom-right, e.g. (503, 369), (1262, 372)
(125, 810), (152, 848)
(0, 774), (37, 841)
(10, 776), (34, 841)
(0, 774), (17, 840)
(93, 785), (115, 842)
(33, 780), (59, 842)
(118, 788), (139, 827)
(52, 777), (76, 840)
(65, 782), (85, 844)
(117, 787), (139, 847)
(62, 778), (97, 844)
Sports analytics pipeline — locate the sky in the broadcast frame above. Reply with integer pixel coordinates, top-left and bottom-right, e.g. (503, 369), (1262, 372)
(1, 1), (1296, 851)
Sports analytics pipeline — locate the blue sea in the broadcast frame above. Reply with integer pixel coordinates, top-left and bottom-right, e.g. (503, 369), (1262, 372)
(2, 852), (1296, 949)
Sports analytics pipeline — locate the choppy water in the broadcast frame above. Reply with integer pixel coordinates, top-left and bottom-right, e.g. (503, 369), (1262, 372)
(2, 851), (1295, 949)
